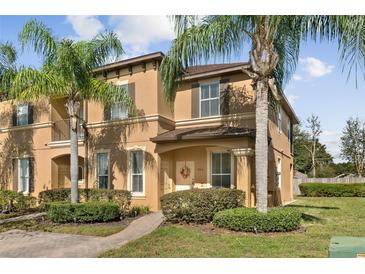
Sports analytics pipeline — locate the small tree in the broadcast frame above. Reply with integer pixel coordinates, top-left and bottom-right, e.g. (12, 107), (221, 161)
(340, 117), (365, 177)
(303, 114), (322, 177)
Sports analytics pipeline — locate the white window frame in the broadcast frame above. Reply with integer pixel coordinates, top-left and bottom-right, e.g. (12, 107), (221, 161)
(199, 81), (220, 118)
(18, 157), (30, 194)
(16, 103), (29, 126)
(95, 150), (110, 189)
(110, 81), (129, 120)
(127, 146), (146, 197)
(277, 105), (282, 134)
(277, 157), (282, 188)
(206, 148), (234, 189)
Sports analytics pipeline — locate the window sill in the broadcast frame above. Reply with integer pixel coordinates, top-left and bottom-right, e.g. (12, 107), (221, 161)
(131, 194), (146, 199)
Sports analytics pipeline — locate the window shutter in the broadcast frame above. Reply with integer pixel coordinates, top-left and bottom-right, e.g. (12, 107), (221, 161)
(12, 108), (17, 126)
(12, 159), (18, 192)
(28, 104), (34, 124)
(29, 158), (35, 193)
(128, 82), (136, 117)
(104, 105), (111, 121)
(191, 83), (200, 118)
(219, 79), (230, 115)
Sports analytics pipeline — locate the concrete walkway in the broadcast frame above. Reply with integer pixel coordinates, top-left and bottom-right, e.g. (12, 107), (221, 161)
(0, 211), (163, 258)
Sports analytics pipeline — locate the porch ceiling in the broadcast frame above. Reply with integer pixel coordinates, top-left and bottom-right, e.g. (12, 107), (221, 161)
(151, 125), (255, 144)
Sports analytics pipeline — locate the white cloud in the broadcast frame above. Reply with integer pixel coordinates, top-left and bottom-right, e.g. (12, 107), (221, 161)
(66, 16), (104, 40)
(293, 74), (302, 81)
(299, 57), (334, 78)
(108, 16), (175, 58)
(287, 94), (298, 105)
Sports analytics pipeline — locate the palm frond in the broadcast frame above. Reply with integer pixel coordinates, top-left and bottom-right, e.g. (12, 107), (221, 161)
(78, 31), (124, 70)
(0, 42), (17, 69)
(19, 18), (57, 60)
(10, 67), (69, 101)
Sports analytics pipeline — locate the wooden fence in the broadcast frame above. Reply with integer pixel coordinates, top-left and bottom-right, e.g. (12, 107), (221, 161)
(293, 177), (365, 195)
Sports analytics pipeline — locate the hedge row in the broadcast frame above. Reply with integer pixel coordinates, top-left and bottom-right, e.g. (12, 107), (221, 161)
(213, 207), (301, 232)
(0, 190), (36, 213)
(160, 188), (245, 223)
(299, 183), (365, 197)
(38, 188), (131, 214)
(47, 202), (120, 223)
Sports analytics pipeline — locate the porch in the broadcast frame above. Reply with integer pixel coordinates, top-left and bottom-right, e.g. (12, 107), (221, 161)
(152, 125), (257, 207)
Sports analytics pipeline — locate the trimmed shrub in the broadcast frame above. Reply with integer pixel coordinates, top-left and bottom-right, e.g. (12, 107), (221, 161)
(213, 207), (301, 233)
(299, 183), (365, 197)
(47, 201), (120, 223)
(0, 190), (36, 213)
(39, 188), (131, 215)
(161, 188), (245, 223)
(128, 205), (150, 217)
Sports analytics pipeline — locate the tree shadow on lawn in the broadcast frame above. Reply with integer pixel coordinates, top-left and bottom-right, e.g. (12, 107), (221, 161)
(301, 213), (325, 224)
(287, 205), (339, 210)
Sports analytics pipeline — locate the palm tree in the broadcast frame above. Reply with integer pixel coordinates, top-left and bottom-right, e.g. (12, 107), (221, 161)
(0, 41), (18, 100)
(10, 19), (135, 203)
(161, 15), (365, 213)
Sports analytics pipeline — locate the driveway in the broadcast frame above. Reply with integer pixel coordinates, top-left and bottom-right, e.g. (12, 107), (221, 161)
(0, 211), (163, 258)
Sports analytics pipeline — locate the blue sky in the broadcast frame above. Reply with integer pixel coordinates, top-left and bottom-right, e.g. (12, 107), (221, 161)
(1, 15), (365, 162)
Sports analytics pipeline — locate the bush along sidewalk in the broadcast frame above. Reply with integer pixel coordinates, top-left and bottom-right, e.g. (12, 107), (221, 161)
(160, 188), (245, 223)
(299, 183), (365, 197)
(39, 188), (131, 215)
(47, 202), (121, 223)
(212, 207), (302, 233)
(0, 190), (37, 214)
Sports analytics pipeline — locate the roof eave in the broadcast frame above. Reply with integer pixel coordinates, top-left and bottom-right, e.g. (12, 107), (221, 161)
(182, 64), (251, 81)
(93, 51), (165, 73)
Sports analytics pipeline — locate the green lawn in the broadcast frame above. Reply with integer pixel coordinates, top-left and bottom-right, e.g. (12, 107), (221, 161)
(0, 217), (133, 237)
(100, 197), (365, 258)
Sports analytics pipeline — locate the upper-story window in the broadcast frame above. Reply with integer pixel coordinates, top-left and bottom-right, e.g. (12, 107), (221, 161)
(17, 104), (28, 125)
(110, 84), (129, 120)
(200, 82), (220, 117)
(14, 103), (32, 126)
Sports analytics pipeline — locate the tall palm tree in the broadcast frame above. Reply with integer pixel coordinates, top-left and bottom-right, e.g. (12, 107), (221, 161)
(10, 19), (135, 203)
(161, 15), (365, 213)
(0, 41), (18, 100)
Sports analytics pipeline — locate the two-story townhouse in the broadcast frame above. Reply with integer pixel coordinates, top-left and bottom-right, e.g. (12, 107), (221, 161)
(0, 51), (298, 211)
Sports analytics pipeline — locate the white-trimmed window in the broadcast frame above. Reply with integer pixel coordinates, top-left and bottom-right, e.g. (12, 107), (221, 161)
(16, 104), (29, 126)
(130, 150), (144, 195)
(277, 105), (282, 133)
(200, 82), (220, 117)
(110, 84), (128, 120)
(18, 158), (30, 193)
(211, 152), (231, 188)
(97, 152), (109, 189)
(276, 157), (282, 188)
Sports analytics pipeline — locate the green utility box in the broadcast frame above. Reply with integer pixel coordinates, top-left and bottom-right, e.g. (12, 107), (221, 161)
(329, 236), (365, 258)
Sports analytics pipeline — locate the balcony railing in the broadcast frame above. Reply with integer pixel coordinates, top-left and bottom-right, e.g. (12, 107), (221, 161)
(52, 119), (85, 142)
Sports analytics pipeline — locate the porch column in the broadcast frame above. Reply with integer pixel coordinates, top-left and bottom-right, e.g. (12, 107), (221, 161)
(232, 148), (255, 207)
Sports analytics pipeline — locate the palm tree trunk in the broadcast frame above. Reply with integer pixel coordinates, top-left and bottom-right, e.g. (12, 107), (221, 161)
(70, 120), (79, 203)
(66, 99), (80, 204)
(255, 79), (269, 213)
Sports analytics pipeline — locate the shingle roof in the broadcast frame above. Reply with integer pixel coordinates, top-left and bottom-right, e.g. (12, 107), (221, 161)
(151, 125), (255, 143)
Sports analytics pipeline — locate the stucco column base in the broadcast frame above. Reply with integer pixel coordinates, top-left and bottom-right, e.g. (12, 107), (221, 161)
(232, 148), (255, 207)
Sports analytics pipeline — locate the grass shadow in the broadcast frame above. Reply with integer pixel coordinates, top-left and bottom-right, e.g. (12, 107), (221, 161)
(301, 213), (325, 223)
(287, 205), (339, 210)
